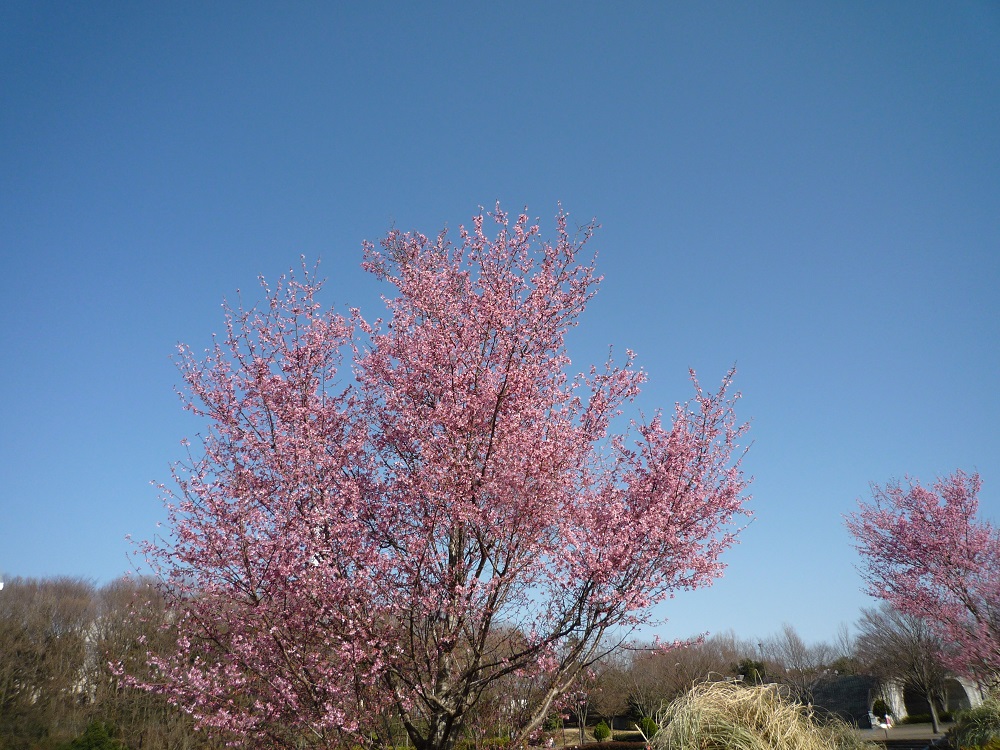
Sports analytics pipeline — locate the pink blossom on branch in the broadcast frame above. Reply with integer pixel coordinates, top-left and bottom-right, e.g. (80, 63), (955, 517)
(846, 470), (1000, 681)
(141, 206), (751, 750)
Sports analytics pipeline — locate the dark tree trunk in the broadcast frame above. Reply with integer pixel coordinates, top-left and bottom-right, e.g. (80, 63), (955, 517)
(926, 691), (940, 734)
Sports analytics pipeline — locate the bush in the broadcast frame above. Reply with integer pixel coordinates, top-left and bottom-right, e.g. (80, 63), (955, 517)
(637, 716), (658, 739)
(63, 722), (124, 750)
(871, 698), (890, 719)
(654, 681), (879, 750)
(613, 730), (644, 742)
(544, 714), (564, 731)
(949, 698), (1000, 749)
(594, 721), (611, 742)
(735, 658), (767, 685)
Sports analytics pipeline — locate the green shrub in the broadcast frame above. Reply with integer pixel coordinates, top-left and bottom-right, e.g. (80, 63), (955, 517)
(63, 722), (124, 750)
(735, 658), (767, 685)
(613, 730), (644, 742)
(544, 714), (564, 731)
(949, 698), (1000, 749)
(654, 681), (879, 750)
(871, 698), (889, 719)
(594, 721), (611, 742)
(637, 716), (658, 738)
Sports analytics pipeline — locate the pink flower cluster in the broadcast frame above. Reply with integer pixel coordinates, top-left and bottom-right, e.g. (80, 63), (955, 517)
(140, 206), (751, 749)
(848, 470), (1000, 681)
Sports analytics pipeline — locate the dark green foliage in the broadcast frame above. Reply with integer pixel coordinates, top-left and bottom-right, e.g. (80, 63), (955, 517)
(63, 721), (124, 750)
(594, 721), (612, 741)
(637, 716), (658, 738)
(734, 657), (766, 685)
(871, 698), (889, 719)
(948, 699), (1000, 749)
(564, 743), (647, 750)
(612, 730), (644, 742)
(544, 714), (564, 731)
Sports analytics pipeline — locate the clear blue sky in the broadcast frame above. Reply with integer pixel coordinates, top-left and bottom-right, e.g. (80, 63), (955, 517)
(2, 2), (998, 647)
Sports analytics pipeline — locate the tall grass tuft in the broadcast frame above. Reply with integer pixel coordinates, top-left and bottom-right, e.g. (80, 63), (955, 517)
(653, 681), (877, 750)
(948, 697), (1000, 749)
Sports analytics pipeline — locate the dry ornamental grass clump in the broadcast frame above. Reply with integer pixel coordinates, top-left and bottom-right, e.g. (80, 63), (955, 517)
(653, 681), (878, 750)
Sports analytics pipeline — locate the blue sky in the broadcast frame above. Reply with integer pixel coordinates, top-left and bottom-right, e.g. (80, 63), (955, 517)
(1, 2), (998, 647)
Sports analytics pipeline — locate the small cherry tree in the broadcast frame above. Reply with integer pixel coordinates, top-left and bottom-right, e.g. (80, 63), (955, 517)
(142, 206), (751, 750)
(847, 470), (1000, 682)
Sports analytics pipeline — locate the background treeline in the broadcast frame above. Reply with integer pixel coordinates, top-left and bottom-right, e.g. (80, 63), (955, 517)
(0, 576), (962, 749)
(569, 623), (856, 736)
(0, 576), (220, 750)
(0, 576), (856, 750)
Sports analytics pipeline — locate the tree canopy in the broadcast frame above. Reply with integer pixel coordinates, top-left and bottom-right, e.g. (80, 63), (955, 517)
(848, 470), (1000, 683)
(141, 206), (751, 750)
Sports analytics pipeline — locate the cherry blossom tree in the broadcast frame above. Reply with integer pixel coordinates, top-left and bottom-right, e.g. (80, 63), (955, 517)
(847, 470), (1000, 682)
(141, 206), (751, 750)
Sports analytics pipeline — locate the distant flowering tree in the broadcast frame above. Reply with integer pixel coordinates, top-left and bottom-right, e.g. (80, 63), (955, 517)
(141, 206), (751, 750)
(847, 470), (1000, 682)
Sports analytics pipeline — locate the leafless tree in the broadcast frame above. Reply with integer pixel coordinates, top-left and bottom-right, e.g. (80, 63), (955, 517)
(624, 633), (747, 718)
(0, 576), (215, 750)
(0, 577), (95, 749)
(91, 577), (212, 750)
(834, 622), (854, 661)
(854, 604), (951, 733)
(589, 651), (631, 729)
(761, 624), (834, 702)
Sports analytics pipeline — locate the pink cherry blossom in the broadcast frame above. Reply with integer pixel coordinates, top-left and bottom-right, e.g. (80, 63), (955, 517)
(847, 470), (1000, 681)
(140, 206), (751, 750)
